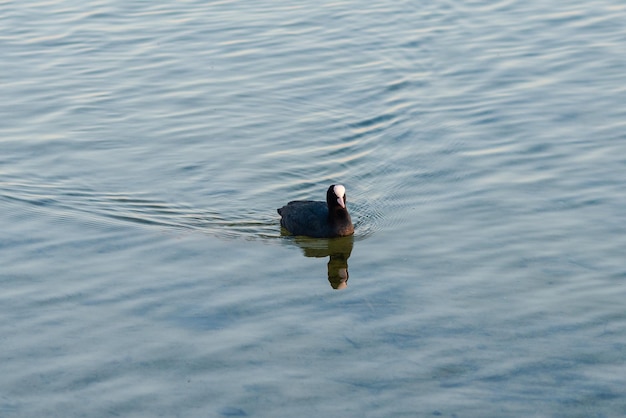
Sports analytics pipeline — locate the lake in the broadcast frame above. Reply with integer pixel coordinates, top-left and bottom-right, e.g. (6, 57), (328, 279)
(1, 0), (626, 417)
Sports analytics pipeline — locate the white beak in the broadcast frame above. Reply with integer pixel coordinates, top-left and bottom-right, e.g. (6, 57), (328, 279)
(337, 197), (345, 208)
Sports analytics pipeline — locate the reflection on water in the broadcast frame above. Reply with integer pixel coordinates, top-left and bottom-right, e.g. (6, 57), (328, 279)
(289, 235), (354, 289)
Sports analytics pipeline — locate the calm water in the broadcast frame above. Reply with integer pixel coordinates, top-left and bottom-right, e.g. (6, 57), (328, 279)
(2, 0), (626, 416)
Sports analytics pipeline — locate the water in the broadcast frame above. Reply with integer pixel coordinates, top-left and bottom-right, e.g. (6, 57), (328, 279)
(2, 0), (626, 416)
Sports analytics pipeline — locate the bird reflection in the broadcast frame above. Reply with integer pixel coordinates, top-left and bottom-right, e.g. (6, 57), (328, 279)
(289, 235), (354, 289)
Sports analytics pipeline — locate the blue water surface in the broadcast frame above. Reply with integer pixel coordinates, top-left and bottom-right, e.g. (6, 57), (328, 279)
(2, 1), (626, 417)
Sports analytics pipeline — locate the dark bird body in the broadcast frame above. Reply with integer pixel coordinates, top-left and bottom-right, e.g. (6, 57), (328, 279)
(277, 185), (354, 238)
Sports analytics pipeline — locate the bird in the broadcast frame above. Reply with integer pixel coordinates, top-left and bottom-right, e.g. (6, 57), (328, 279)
(277, 184), (355, 238)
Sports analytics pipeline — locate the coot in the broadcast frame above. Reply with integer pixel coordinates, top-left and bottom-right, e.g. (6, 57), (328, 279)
(277, 184), (355, 238)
